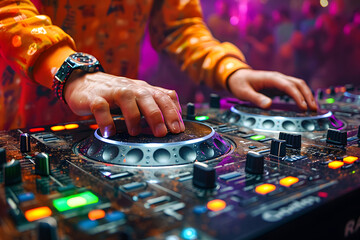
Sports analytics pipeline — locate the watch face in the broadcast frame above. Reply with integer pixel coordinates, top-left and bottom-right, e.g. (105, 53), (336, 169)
(69, 53), (98, 65)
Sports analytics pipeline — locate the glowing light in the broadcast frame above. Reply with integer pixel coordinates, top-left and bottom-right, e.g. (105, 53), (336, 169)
(53, 191), (99, 212)
(320, 0), (329, 8)
(12, 35), (22, 47)
(25, 206), (52, 222)
(343, 156), (358, 164)
(88, 209), (105, 221)
(255, 183), (276, 195)
(195, 116), (209, 121)
(89, 124), (98, 130)
(328, 161), (344, 169)
(29, 127), (45, 133)
(207, 199), (226, 212)
(180, 228), (198, 240)
(325, 98), (335, 104)
(65, 123), (79, 130)
(279, 176), (299, 187)
(249, 135), (266, 141)
(51, 125), (65, 131)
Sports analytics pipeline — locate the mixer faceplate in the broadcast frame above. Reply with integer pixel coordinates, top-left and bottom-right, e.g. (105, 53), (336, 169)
(75, 121), (231, 167)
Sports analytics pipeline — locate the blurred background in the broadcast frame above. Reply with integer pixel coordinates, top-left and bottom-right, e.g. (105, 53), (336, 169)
(139, 0), (360, 104)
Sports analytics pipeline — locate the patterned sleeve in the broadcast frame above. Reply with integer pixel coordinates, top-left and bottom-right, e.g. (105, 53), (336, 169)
(149, 0), (251, 89)
(0, 0), (76, 81)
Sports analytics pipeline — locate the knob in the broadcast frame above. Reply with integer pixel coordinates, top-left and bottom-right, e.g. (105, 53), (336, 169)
(20, 133), (31, 152)
(192, 162), (216, 189)
(345, 84), (354, 92)
(279, 132), (301, 149)
(37, 217), (59, 240)
(186, 103), (195, 120)
(3, 159), (22, 186)
(209, 93), (220, 108)
(270, 139), (287, 158)
(329, 86), (335, 95)
(0, 148), (6, 165)
(35, 153), (50, 176)
(317, 89), (324, 100)
(326, 129), (347, 146)
(245, 151), (264, 174)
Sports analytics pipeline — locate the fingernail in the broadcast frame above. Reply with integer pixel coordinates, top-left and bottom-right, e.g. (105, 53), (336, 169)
(171, 121), (180, 133)
(130, 127), (141, 136)
(301, 100), (307, 109)
(261, 98), (271, 108)
(155, 123), (167, 137)
(102, 125), (115, 138)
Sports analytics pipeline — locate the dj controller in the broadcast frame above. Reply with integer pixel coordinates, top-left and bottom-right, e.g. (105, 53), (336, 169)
(1, 86), (360, 240)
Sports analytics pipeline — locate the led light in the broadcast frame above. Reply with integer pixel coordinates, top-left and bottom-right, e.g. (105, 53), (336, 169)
(65, 123), (79, 130)
(249, 135), (266, 141)
(343, 156), (358, 164)
(53, 191), (99, 212)
(51, 125), (65, 131)
(89, 124), (98, 130)
(88, 209), (105, 221)
(207, 199), (226, 212)
(325, 98), (335, 104)
(180, 228), (198, 240)
(195, 116), (209, 121)
(328, 161), (344, 169)
(29, 127), (45, 133)
(279, 176), (299, 187)
(25, 206), (52, 222)
(255, 183), (276, 195)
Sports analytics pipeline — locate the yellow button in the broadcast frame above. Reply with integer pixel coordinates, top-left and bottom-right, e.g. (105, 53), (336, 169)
(51, 125), (65, 131)
(65, 123), (79, 130)
(328, 161), (344, 169)
(279, 176), (299, 187)
(207, 199), (226, 212)
(255, 183), (276, 195)
(343, 156), (358, 164)
(25, 206), (52, 222)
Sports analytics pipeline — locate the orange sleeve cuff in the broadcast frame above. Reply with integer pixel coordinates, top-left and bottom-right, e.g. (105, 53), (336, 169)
(33, 42), (76, 89)
(215, 57), (251, 89)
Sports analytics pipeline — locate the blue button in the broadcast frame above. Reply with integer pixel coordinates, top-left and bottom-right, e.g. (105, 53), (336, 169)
(105, 211), (126, 222)
(138, 191), (153, 199)
(193, 205), (207, 215)
(18, 192), (35, 202)
(78, 219), (98, 231)
(219, 172), (241, 181)
(122, 182), (146, 191)
(180, 228), (198, 240)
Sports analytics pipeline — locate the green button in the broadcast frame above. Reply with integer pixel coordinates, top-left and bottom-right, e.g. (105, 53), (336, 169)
(195, 116), (209, 121)
(53, 191), (99, 212)
(325, 98), (335, 104)
(249, 135), (267, 141)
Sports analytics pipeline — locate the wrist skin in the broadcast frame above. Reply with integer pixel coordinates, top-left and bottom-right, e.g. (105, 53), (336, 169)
(33, 41), (76, 89)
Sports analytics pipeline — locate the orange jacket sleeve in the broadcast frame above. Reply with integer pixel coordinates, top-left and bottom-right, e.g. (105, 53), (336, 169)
(149, 0), (251, 90)
(0, 0), (76, 85)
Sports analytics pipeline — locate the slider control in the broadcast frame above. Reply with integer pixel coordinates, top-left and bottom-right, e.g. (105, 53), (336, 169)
(0, 148), (6, 165)
(20, 133), (31, 153)
(279, 132), (301, 149)
(186, 103), (195, 120)
(3, 159), (22, 186)
(192, 162), (216, 189)
(326, 129), (347, 146)
(209, 93), (220, 109)
(270, 139), (287, 158)
(35, 153), (50, 176)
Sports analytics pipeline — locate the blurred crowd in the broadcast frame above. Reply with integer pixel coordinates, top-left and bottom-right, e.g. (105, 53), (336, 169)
(207, 0), (360, 89)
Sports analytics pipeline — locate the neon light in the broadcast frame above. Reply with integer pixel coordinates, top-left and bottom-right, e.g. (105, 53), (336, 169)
(255, 183), (276, 195)
(325, 98), (335, 104)
(65, 123), (79, 130)
(88, 209), (105, 221)
(207, 199), (226, 212)
(25, 206), (52, 222)
(279, 176), (299, 187)
(29, 127), (45, 133)
(53, 191), (99, 212)
(250, 135), (266, 141)
(89, 124), (99, 130)
(51, 125), (65, 131)
(195, 116), (209, 121)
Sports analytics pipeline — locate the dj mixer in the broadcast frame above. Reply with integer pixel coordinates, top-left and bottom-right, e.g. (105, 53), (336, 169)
(1, 86), (360, 240)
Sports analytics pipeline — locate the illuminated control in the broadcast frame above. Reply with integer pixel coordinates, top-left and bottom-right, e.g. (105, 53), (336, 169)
(207, 199), (226, 212)
(53, 191), (99, 212)
(88, 209), (105, 221)
(51, 125), (65, 131)
(326, 98), (335, 104)
(25, 206), (52, 222)
(180, 227), (198, 240)
(89, 124), (99, 130)
(65, 124), (79, 130)
(249, 135), (266, 141)
(279, 176), (299, 187)
(29, 127), (45, 133)
(328, 161), (344, 169)
(343, 156), (358, 164)
(255, 184), (276, 195)
(195, 116), (209, 121)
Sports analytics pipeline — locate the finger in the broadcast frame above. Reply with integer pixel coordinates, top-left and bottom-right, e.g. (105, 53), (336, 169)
(90, 97), (116, 138)
(152, 90), (185, 133)
(233, 83), (273, 109)
(288, 77), (318, 111)
(113, 87), (142, 136)
(155, 87), (182, 114)
(135, 89), (168, 137)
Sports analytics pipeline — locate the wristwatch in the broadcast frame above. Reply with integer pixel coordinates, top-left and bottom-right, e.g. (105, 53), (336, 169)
(53, 52), (104, 102)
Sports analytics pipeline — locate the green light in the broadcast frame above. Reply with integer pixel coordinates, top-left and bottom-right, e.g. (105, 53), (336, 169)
(326, 98), (335, 104)
(53, 191), (99, 212)
(195, 116), (209, 121)
(352, 171), (356, 174)
(249, 135), (267, 141)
